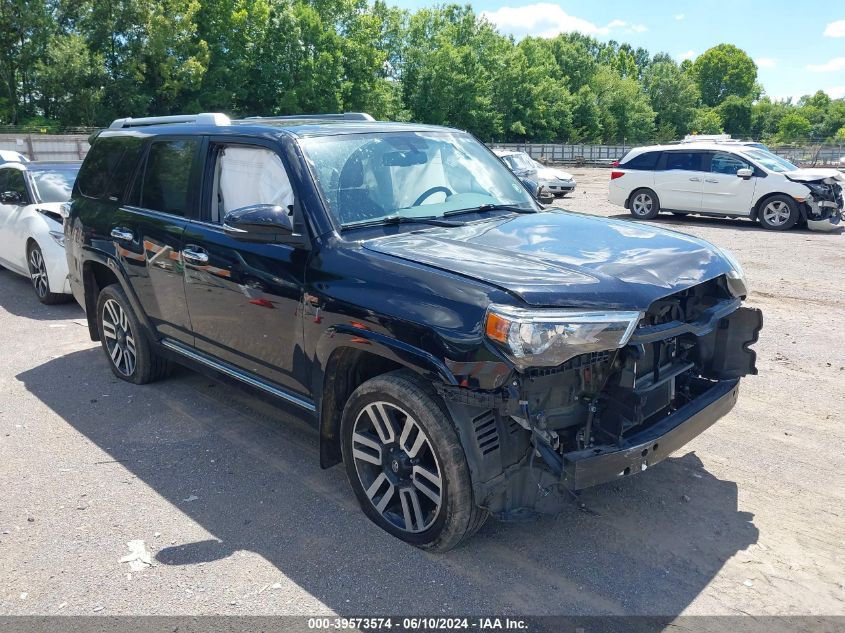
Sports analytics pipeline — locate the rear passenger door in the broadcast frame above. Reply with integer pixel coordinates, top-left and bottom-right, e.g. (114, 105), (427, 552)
(700, 151), (757, 215)
(653, 151), (705, 212)
(116, 137), (202, 343)
(181, 139), (310, 398)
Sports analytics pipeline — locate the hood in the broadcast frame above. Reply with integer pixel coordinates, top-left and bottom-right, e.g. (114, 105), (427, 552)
(362, 211), (732, 310)
(538, 166), (574, 180)
(785, 169), (845, 185)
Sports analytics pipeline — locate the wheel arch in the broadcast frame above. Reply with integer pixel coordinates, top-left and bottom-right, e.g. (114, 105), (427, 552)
(315, 328), (458, 469)
(81, 255), (153, 342)
(752, 192), (806, 222)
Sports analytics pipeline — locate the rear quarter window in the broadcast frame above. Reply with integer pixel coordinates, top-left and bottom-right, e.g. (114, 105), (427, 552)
(622, 151), (661, 170)
(76, 136), (143, 200)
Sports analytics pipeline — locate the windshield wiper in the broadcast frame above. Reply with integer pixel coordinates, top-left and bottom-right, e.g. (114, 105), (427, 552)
(341, 215), (462, 230)
(443, 204), (538, 218)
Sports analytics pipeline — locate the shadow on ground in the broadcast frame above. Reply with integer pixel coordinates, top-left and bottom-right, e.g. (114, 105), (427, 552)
(606, 212), (844, 235)
(18, 348), (758, 615)
(0, 268), (83, 320)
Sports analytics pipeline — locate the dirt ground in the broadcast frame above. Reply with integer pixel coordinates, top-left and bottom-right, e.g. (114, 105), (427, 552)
(1, 167), (843, 617)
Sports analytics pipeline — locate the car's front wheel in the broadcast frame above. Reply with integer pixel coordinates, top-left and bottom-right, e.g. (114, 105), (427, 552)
(96, 284), (170, 384)
(758, 195), (799, 230)
(27, 242), (68, 305)
(340, 371), (487, 551)
(629, 188), (660, 220)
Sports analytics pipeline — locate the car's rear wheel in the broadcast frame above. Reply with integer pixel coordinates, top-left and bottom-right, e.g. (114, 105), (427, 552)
(96, 284), (170, 384)
(758, 195), (799, 230)
(340, 371), (487, 551)
(27, 242), (68, 305)
(629, 189), (660, 220)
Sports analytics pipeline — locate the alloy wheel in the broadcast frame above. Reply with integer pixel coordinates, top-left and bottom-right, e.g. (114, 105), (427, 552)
(28, 247), (49, 298)
(101, 298), (137, 377)
(351, 401), (443, 533)
(631, 193), (653, 216)
(762, 200), (791, 226)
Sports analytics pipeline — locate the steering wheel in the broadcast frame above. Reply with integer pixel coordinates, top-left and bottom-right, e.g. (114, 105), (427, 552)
(412, 186), (453, 207)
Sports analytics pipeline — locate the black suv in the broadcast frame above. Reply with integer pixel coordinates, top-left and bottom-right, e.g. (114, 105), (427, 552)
(66, 112), (762, 551)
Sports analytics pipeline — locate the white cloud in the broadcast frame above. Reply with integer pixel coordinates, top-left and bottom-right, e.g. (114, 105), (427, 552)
(825, 86), (845, 99)
(755, 57), (777, 69)
(674, 14), (685, 21)
(807, 57), (845, 72)
(675, 50), (697, 61)
(480, 4), (641, 38)
(823, 20), (845, 37)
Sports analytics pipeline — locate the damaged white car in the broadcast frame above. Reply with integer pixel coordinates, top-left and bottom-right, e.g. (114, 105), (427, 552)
(609, 144), (844, 231)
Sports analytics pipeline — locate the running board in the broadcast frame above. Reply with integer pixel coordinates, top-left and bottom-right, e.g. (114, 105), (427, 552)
(160, 339), (317, 412)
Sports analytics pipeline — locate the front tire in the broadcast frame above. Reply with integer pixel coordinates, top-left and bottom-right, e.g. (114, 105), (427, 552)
(629, 188), (660, 220)
(96, 284), (170, 384)
(27, 242), (68, 305)
(758, 195), (799, 230)
(340, 371), (487, 551)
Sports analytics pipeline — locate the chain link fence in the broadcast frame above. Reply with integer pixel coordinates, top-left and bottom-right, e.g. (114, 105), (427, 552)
(3, 132), (843, 168)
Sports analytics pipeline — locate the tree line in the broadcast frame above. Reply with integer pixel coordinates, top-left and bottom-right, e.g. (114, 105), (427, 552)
(2, 0), (845, 145)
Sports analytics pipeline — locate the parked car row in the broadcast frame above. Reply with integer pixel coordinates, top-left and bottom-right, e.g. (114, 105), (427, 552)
(608, 142), (844, 231)
(0, 157), (81, 302)
(2, 113), (762, 552)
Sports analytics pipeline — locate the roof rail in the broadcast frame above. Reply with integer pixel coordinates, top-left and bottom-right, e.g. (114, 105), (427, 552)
(240, 112), (375, 122)
(109, 113), (231, 129)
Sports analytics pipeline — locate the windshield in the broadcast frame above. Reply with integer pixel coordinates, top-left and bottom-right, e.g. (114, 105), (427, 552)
(30, 166), (80, 203)
(742, 149), (798, 173)
(300, 131), (536, 228)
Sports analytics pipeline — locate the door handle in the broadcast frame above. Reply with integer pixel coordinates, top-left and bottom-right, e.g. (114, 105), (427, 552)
(183, 247), (209, 265)
(110, 227), (134, 241)
(704, 178), (718, 183)
(689, 177), (701, 182)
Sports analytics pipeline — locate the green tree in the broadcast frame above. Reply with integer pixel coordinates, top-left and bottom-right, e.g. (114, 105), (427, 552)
(692, 44), (757, 107)
(776, 112), (812, 144)
(691, 108), (724, 134)
(717, 95), (752, 137)
(590, 67), (655, 143)
(642, 60), (699, 139)
(34, 33), (105, 125)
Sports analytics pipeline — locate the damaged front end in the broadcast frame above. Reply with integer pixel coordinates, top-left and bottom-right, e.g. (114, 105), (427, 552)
(790, 172), (844, 232)
(439, 276), (762, 519)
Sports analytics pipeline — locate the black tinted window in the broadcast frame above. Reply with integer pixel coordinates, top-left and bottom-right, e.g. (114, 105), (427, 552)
(710, 152), (749, 175)
(623, 151), (660, 170)
(131, 139), (198, 216)
(664, 151), (702, 171)
(77, 137), (126, 198)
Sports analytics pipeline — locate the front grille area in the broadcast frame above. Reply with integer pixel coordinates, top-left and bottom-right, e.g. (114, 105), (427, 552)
(638, 275), (732, 329)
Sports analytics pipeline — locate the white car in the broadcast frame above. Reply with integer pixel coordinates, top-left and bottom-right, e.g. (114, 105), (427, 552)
(532, 159), (576, 197)
(0, 160), (81, 302)
(608, 143), (844, 231)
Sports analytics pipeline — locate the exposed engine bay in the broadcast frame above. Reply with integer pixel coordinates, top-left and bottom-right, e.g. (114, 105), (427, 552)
(439, 275), (763, 517)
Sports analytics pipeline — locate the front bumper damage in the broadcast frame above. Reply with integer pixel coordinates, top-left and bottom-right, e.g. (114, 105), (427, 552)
(796, 175), (844, 232)
(440, 277), (763, 518)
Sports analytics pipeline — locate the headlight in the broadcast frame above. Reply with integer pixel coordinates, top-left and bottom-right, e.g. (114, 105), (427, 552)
(716, 247), (747, 297)
(48, 230), (65, 247)
(485, 305), (642, 371)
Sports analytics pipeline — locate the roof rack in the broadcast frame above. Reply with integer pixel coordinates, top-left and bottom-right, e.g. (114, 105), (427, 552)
(240, 113), (375, 122)
(109, 113), (232, 129)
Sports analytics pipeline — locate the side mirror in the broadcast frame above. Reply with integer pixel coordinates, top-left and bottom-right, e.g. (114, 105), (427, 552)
(0, 191), (24, 205)
(222, 204), (306, 245)
(520, 178), (554, 205)
(736, 168), (753, 180)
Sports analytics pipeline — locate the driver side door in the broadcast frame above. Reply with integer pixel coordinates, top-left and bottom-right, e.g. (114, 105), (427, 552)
(700, 151), (758, 216)
(181, 138), (311, 398)
(0, 168), (32, 272)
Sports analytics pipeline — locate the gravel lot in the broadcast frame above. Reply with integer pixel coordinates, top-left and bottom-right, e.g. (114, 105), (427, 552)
(1, 167), (843, 617)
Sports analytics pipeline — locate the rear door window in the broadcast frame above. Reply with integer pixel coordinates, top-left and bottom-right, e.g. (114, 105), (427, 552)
(663, 151), (703, 171)
(128, 139), (200, 216)
(623, 151), (661, 170)
(76, 136), (144, 201)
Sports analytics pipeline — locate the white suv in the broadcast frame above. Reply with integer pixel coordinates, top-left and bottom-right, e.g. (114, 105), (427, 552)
(608, 144), (844, 231)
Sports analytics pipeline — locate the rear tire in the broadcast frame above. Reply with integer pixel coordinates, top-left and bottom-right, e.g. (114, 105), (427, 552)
(758, 195), (799, 230)
(96, 283), (170, 384)
(27, 242), (69, 305)
(340, 370), (487, 551)
(629, 188), (660, 220)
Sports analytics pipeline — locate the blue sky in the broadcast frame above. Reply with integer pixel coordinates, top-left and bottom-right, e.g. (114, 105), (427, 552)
(388, 0), (845, 101)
